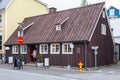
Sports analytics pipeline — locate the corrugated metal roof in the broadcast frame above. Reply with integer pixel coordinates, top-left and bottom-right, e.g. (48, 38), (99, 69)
(0, 0), (11, 10)
(5, 2), (105, 45)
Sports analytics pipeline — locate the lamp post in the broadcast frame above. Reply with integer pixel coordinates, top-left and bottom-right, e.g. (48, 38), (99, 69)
(17, 23), (24, 69)
(67, 43), (74, 70)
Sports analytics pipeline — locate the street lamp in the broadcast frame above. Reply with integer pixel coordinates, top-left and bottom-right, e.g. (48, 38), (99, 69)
(67, 43), (74, 70)
(17, 23), (24, 69)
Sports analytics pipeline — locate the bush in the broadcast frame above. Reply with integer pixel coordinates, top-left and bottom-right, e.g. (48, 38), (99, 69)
(38, 54), (43, 63)
(20, 55), (25, 61)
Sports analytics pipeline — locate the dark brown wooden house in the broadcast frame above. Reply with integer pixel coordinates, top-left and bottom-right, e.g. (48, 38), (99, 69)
(5, 2), (114, 67)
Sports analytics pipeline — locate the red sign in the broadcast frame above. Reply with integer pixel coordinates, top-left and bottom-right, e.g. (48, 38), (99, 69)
(18, 37), (24, 44)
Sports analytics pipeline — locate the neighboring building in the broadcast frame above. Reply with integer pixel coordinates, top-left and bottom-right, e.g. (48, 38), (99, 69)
(107, 6), (120, 18)
(107, 6), (120, 61)
(5, 2), (114, 67)
(0, 0), (48, 56)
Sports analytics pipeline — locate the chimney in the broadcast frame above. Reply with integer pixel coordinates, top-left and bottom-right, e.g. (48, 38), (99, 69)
(49, 7), (56, 14)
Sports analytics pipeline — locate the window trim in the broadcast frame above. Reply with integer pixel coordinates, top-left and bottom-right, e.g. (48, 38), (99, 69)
(0, 30), (2, 50)
(62, 43), (73, 54)
(50, 44), (60, 54)
(56, 24), (61, 31)
(0, 13), (2, 26)
(20, 45), (27, 54)
(110, 9), (114, 16)
(101, 24), (106, 35)
(39, 44), (48, 54)
(102, 11), (105, 18)
(12, 45), (19, 54)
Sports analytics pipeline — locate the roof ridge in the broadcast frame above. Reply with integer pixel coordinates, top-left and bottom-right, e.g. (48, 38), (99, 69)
(25, 2), (105, 20)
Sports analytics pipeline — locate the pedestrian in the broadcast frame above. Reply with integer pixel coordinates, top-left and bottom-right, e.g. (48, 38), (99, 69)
(32, 49), (37, 61)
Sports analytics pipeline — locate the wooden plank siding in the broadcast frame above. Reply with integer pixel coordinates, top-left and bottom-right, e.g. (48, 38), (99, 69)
(5, 2), (114, 67)
(89, 13), (114, 67)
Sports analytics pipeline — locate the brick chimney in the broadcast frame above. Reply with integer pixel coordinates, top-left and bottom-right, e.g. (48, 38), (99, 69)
(49, 7), (56, 14)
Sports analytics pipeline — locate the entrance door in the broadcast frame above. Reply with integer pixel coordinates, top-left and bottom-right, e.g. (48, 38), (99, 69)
(29, 45), (37, 62)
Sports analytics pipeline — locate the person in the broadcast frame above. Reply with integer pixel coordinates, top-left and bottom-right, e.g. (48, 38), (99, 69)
(32, 49), (37, 61)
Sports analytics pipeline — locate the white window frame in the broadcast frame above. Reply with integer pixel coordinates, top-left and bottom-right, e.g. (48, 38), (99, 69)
(20, 45), (27, 54)
(0, 13), (2, 26)
(110, 9), (114, 16)
(62, 43), (73, 54)
(56, 24), (61, 31)
(101, 24), (106, 35)
(0, 30), (2, 50)
(18, 30), (23, 37)
(12, 45), (19, 54)
(39, 44), (48, 54)
(102, 11), (105, 18)
(50, 44), (60, 54)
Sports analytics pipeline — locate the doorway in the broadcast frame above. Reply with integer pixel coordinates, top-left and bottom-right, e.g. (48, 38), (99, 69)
(29, 45), (37, 62)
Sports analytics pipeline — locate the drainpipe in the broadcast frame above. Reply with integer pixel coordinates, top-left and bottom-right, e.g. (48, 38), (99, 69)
(84, 41), (88, 70)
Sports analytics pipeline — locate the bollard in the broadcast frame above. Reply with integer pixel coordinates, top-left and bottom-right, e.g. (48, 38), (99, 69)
(78, 60), (83, 72)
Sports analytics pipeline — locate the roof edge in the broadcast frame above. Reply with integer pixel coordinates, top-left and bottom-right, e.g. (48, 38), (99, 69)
(88, 3), (105, 41)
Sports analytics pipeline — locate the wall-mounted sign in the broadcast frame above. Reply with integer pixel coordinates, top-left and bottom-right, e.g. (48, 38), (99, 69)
(70, 43), (74, 49)
(18, 37), (24, 44)
(5, 47), (10, 50)
(91, 46), (98, 50)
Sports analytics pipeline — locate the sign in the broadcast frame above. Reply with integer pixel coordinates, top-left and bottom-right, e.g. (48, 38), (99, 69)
(8, 56), (13, 64)
(5, 47), (10, 50)
(44, 58), (49, 67)
(91, 46), (98, 50)
(70, 43), (74, 49)
(18, 37), (24, 44)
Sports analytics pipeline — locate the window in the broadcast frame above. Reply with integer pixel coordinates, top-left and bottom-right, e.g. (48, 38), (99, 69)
(12, 45), (19, 54)
(62, 43), (73, 54)
(20, 45), (27, 54)
(39, 44), (48, 54)
(56, 24), (61, 31)
(0, 14), (2, 26)
(18, 30), (23, 37)
(102, 11), (105, 18)
(101, 24), (106, 35)
(0, 30), (2, 50)
(50, 44), (60, 54)
(110, 9), (114, 16)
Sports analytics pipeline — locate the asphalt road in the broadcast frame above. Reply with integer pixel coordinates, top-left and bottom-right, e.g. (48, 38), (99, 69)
(0, 63), (120, 80)
(0, 68), (76, 80)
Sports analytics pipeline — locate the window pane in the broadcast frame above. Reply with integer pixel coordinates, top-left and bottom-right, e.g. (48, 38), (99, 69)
(68, 45), (71, 52)
(64, 45), (67, 52)
(110, 9), (114, 16)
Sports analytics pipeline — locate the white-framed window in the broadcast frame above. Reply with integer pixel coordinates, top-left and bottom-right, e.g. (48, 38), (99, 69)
(18, 30), (23, 37)
(101, 24), (106, 35)
(102, 11), (105, 18)
(0, 14), (2, 26)
(0, 30), (2, 50)
(50, 44), (60, 54)
(56, 24), (61, 31)
(62, 43), (73, 54)
(12, 45), (19, 54)
(39, 44), (48, 54)
(20, 45), (27, 54)
(110, 9), (114, 16)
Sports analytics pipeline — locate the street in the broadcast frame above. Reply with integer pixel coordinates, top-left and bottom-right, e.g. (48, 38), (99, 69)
(0, 62), (120, 80)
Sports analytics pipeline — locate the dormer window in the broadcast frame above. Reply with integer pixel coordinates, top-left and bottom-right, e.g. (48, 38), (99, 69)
(56, 24), (61, 31)
(110, 9), (114, 16)
(18, 30), (23, 37)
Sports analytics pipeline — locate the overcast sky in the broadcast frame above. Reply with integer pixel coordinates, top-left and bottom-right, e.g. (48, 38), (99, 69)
(43, 0), (120, 11)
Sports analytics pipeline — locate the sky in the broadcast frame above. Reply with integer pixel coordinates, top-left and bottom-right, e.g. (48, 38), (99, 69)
(43, 0), (120, 11)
